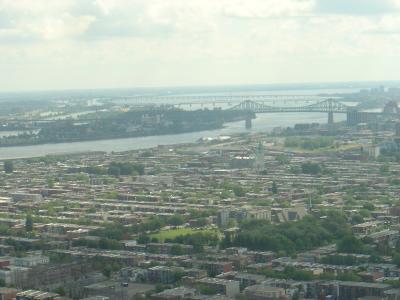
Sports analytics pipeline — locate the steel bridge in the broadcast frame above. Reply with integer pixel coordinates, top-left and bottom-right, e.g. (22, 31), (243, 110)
(226, 98), (352, 128)
(227, 98), (350, 113)
(116, 94), (330, 101)
(114, 94), (334, 107)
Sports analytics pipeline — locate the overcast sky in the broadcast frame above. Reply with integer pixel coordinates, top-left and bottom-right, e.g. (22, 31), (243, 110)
(1, 0), (400, 91)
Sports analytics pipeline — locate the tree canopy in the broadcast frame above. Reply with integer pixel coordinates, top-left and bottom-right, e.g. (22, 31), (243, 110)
(223, 211), (351, 255)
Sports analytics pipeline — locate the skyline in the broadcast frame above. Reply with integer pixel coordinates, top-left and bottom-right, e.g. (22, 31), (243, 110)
(1, 0), (400, 91)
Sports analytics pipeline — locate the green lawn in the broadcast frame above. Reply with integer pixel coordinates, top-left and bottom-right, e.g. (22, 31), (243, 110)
(277, 143), (362, 154)
(150, 227), (218, 242)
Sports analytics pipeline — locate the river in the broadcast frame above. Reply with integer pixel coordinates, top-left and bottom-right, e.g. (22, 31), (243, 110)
(0, 112), (346, 159)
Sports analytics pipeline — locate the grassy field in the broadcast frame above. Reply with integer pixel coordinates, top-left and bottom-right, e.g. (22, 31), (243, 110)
(150, 227), (218, 242)
(273, 143), (362, 154)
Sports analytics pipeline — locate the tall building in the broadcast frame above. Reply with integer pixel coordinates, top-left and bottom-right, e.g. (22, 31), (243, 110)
(253, 142), (265, 172)
(383, 101), (399, 114)
(217, 210), (230, 227)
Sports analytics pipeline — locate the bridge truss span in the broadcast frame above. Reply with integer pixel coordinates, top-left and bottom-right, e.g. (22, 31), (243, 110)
(228, 98), (350, 114)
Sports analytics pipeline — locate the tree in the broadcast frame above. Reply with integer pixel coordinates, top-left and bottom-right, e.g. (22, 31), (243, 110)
(227, 212), (351, 253)
(290, 165), (301, 174)
(169, 215), (185, 226)
(102, 265), (112, 278)
(284, 266), (314, 281)
(301, 162), (322, 175)
(47, 178), (55, 188)
(3, 160), (13, 174)
(351, 214), (364, 225)
(198, 284), (217, 295)
(337, 234), (364, 254)
(53, 286), (66, 296)
(233, 185), (246, 197)
(219, 190), (231, 199)
(174, 269), (185, 282)
(292, 291), (300, 300)
(393, 252), (400, 267)
(107, 162), (145, 177)
(137, 235), (150, 244)
(285, 136), (335, 150)
(108, 165), (121, 177)
(25, 214), (33, 232)
(370, 254), (383, 263)
(171, 245), (184, 255)
(276, 154), (289, 165)
(192, 242), (204, 254)
(271, 181), (278, 194)
(337, 272), (361, 282)
(363, 203), (375, 211)
(319, 272), (336, 280)
(380, 164), (390, 175)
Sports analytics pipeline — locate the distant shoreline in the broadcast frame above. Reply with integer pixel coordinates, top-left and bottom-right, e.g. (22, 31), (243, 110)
(0, 80), (398, 97)
(0, 123), (229, 148)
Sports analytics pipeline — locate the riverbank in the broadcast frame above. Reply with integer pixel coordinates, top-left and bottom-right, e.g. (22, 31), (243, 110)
(0, 112), (345, 160)
(0, 122), (227, 148)
(0, 109), (252, 147)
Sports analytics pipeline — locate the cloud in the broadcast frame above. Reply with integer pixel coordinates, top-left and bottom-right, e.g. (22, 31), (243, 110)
(315, 0), (399, 15)
(1, 0), (400, 91)
(27, 15), (96, 40)
(82, 1), (177, 39)
(0, 0), (97, 41)
(362, 15), (400, 34)
(223, 0), (314, 18)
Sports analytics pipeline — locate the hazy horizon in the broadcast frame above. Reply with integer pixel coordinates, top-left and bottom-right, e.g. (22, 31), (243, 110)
(0, 80), (399, 98)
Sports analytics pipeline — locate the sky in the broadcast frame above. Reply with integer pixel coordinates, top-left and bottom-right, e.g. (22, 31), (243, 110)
(1, 0), (400, 91)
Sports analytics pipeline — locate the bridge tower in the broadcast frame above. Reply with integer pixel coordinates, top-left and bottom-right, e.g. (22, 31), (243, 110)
(245, 115), (252, 129)
(326, 98), (334, 126)
(328, 111), (334, 125)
